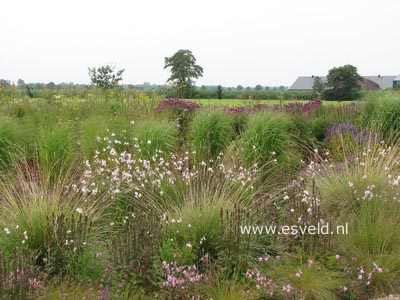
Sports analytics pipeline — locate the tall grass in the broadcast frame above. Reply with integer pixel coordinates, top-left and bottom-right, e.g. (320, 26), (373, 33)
(238, 111), (302, 183)
(0, 158), (106, 275)
(360, 90), (400, 138)
(37, 125), (75, 176)
(316, 133), (400, 217)
(0, 119), (35, 167)
(132, 118), (178, 159)
(189, 109), (233, 162)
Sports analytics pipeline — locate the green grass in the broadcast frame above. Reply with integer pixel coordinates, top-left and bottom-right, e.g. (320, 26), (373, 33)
(187, 98), (353, 106)
(189, 108), (233, 162)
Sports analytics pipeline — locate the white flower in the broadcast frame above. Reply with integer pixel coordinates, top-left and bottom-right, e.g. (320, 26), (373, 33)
(76, 208), (83, 214)
(4, 228), (10, 235)
(186, 243), (192, 248)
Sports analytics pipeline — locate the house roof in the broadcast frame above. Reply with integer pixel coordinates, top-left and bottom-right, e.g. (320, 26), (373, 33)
(289, 75), (396, 90)
(363, 76), (396, 89)
(289, 76), (326, 90)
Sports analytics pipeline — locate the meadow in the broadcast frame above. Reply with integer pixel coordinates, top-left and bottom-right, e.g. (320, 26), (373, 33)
(0, 87), (400, 299)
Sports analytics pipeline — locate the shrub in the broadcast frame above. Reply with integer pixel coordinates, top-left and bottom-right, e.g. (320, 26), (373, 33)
(155, 98), (200, 134)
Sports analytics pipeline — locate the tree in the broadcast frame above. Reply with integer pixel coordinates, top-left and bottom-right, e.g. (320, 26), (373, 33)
(236, 85), (244, 91)
(255, 84), (262, 91)
(312, 76), (325, 98)
(164, 49), (203, 98)
(216, 85), (223, 100)
(88, 64), (125, 89)
(325, 64), (363, 100)
(17, 79), (26, 87)
(46, 82), (56, 89)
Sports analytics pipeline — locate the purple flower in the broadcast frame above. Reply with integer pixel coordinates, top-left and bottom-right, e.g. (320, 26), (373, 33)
(325, 122), (376, 144)
(155, 98), (200, 113)
(224, 100), (322, 114)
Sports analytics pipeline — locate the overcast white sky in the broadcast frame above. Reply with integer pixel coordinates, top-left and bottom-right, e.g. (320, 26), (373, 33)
(1, 0), (399, 86)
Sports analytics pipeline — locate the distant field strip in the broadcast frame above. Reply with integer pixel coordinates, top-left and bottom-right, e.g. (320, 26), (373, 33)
(187, 98), (352, 106)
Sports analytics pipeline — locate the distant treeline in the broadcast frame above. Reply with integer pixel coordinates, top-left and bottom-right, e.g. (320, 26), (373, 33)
(186, 89), (315, 100)
(1, 79), (318, 100)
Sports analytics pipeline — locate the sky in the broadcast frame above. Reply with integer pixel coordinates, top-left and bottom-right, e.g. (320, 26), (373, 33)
(1, 0), (399, 87)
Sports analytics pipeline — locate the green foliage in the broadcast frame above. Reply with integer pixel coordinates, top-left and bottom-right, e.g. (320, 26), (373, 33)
(192, 88), (315, 100)
(88, 64), (125, 89)
(325, 64), (363, 100)
(312, 76), (325, 98)
(216, 85), (223, 100)
(164, 49), (203, 98)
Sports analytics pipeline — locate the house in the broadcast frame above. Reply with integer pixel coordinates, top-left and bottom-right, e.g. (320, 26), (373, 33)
(394, 75), (400, 89)
(289, 75), (397, 91)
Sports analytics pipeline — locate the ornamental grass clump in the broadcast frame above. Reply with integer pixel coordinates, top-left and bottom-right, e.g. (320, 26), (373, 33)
(239, 111), (301, 181)
(0, 158), (105, 276)
(323, 122), (377, 161)
(189, 108), (233, 162)
(246, 254), (344, 300)
(314, 134), (400, 217)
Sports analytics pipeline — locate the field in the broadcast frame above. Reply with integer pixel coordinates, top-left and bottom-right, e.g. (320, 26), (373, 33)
(0, 88), (400, 299)
(189, 98), (350, 106)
